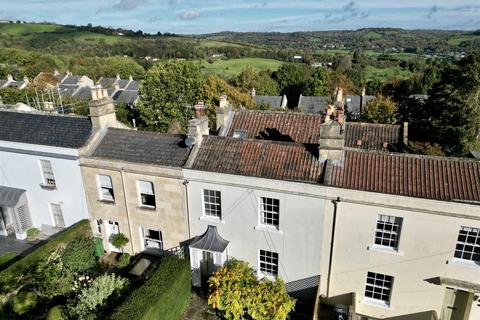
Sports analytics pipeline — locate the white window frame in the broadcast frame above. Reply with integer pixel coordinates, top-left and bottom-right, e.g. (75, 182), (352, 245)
(49, 203), (65, 228)
(374, 214), (403, 251)
(97, 174), (115, 202)
(259, 249), (279, 278)
(259, 197), (280, 229)
(142, 227), (163, 250)
(364, 272), (393, 306)
(39, 159), (56, 188)
(454, 226), (480, 263)
(202, 189), (222, 220)
(138, 180), (156, 208)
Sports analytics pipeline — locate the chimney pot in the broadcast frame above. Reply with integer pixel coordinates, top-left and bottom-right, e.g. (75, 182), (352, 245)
(219, 95), (228, 109)
(194, 102), (206, 119)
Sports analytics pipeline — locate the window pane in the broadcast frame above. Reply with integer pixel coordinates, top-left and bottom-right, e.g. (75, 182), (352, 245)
(364, 272), (393, 304)
(139, 180), (154, 195)
(98, 175), (112, 187)
(454, 226), (480, 263)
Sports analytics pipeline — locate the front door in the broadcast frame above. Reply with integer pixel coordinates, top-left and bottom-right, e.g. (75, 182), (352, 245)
(107, 221), (120, 252)
(441, 288), (473, 320)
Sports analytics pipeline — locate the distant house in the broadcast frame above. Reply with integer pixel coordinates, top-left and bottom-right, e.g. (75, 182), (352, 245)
(297, 95), (329, 114)
(345, 94), (376, 117)
(251, 88), (287, 110)
(0, 75), (30, 89)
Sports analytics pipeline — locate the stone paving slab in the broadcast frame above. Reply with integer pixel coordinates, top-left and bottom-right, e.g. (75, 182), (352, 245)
(0, 236), (41, 256)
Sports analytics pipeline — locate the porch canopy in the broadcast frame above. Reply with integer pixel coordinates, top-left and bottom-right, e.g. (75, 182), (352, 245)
(0, 186), (26, 208)
(189, 225), (229, 253)
(427, 276), (480, 293)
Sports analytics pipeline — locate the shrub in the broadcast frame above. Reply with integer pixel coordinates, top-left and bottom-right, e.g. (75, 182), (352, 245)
(208, 259), (296, 320)
(69, 274), (128, 319)
(109, 233), (129, 253)
(0, 220), (92, 295)
(62, 234), (97, 274)
(117, 253), (131, 269)
(46, 306), (65, 320)
(27, 228), (40, 239)
(109, 256), (191, 320)
(12, 291), (37, 315)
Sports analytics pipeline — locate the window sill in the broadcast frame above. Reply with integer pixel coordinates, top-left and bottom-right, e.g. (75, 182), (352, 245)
(449, 258), (480, 268)
(138, 205), (156, 211)
(258, 273), (277, 281)
(199, 216), (225, 224)
(254, 225), (283, 234)
(98, 199), (115, 204)
(363, 298), (392, 309)
(370, 245), (402, 256)
(39, 184), (56, 190)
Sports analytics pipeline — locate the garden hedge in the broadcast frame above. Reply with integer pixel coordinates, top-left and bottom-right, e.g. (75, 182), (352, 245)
(0, 220), (92, 293)
(109, 256), (191, 320)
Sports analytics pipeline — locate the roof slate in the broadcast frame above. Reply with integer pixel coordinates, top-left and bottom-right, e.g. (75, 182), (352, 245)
(345, 95), (375, 114)
(254, 96), (283, 108)
(190, 136), (323, 183)
(225, 110), (402, 150)
(326, 150), (480, 202)
(92, 128), (190, 167)
(0, 111), (92, 148)
(297, 96), (329, 114)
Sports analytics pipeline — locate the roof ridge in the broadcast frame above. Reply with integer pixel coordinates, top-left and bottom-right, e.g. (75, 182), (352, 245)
(236, 109), (318, 116)
(204, 135), (313, 148)
(344, 147), (480, 163)
(0, 109), (89, 119)
(347, 122), (401, 128)
(108, 127), (185, 138)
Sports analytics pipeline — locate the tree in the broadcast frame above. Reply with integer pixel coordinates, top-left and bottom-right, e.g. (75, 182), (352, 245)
(426, 50), (480, 155)
(110, 233), (129, 253)
(303, 68), (331, 96)
(208, 259), (295, 320)
(274, 63), (311, 106)
(137, 60), (203, 132)
(361, 95), (397, 124)
(235, 66), (279, 96)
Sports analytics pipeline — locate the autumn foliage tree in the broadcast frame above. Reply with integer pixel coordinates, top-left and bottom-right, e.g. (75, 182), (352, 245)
(208, 259), (295, 320)
(138, 60), (203, 132)
(360, 95), (398, 124)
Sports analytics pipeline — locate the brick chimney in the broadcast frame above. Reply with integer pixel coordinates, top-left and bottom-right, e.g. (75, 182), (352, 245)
(188, 102), (209, 145)
(89, 86), (118, 129)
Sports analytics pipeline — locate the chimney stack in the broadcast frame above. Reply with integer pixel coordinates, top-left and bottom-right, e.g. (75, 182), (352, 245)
(251, 88), (256, 97)
(89, 86), (118, 129)
(188, 102), (209, 146)
(54, 69), (60, 76)
(361, 87), (366, 97)
(403, 122), (409, 147)
(216, 95), (232, 131)
(319, 87), (346, 164)
(6, 74), (13, 82)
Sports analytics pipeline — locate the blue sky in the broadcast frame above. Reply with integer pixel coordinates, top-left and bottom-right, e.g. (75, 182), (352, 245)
(1, 0), (480, 34)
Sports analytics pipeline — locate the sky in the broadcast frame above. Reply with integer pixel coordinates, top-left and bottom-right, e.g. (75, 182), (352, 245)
(1, 0), (480, 34)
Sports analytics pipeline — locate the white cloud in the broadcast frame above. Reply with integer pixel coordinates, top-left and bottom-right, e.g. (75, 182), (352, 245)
(178, 9), (202, 20)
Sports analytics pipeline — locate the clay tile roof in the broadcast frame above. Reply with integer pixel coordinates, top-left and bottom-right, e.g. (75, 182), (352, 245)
(345, 122), (402, 151)
(326, 149), (480, 202)
(190, 136), (324, 183)
(226, 110), (402, 150)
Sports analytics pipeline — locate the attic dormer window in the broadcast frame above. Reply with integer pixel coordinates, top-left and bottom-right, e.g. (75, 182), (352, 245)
(233, 129), (247, 139)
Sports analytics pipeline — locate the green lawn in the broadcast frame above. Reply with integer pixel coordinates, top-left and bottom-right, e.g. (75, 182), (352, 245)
(199, 58), (283, 77)
(0, 252), (17, 271)
(365, 65), (413, 81)
(447, 35), (480, 46)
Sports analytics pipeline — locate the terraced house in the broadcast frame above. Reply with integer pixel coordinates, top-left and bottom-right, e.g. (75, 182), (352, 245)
(182, 94), (480, 320)
(0, 87), (125, 239)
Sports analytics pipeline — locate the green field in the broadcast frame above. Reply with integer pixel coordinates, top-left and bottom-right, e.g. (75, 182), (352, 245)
(0, 22), (65, 35)
(199, 58), (283, 77)
(365, 65), (412, 81)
